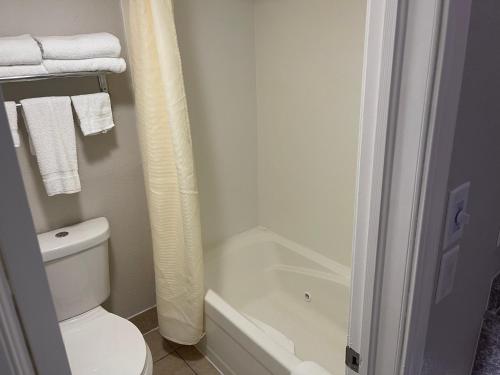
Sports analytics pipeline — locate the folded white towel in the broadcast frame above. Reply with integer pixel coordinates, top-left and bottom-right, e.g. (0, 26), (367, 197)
(0, 64), (48, 78)
(43, 58), (126, 74)
(3, 102), (20, 147)
(0, 34), (42, 66)
(20, 97), (81, 196)
(35, 33), (121, 60)
(71, 93), (115, 136)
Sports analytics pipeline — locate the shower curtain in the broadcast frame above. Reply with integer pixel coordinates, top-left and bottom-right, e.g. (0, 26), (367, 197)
(124, 0), (204, 344)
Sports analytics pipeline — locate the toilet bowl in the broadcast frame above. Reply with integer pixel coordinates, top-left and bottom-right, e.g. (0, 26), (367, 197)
(38, 217), (153, 375)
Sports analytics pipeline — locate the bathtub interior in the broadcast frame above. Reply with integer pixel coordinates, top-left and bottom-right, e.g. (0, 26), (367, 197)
(204, 227), (350, 374)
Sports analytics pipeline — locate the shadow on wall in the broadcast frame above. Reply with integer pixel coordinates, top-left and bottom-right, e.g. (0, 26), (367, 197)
(19, 121), (119, 230)
(173, 11), (222, 247)
(173, 0), (260, 248)
(0, 0), (155, 320)
(4, 71), (156, 318)
(6, 75), (131, 225)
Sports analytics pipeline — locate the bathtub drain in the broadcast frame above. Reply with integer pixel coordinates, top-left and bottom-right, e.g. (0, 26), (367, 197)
(304, 292), (311, 302)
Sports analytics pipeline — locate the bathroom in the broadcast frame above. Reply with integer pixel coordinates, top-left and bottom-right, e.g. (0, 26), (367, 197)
(6, 0), (500, 374)
(0, 0), (366, 374)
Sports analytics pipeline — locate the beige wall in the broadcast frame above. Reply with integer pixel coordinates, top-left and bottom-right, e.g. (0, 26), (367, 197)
(173, 0), (259, 247)
(255, 0), (366, 265)
(422, 1), (500, 373)
(0, 0), (155, 318)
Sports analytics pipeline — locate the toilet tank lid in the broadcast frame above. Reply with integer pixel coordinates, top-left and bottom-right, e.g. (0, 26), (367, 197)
(37, 218), (110, 262)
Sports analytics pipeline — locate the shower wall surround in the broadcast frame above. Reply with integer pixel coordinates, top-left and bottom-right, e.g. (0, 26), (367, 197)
(0, 0), (155, 318)
(175, 0), (366, 266)
(255, 0), (366, 266)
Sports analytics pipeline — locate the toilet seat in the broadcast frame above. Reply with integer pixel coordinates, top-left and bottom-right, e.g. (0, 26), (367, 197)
(59, 306), (152, 375)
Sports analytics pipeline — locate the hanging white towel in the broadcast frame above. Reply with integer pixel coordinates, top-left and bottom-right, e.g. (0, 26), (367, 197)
(20, 97), (81, 196)
(71, 93), (115, 136)
(3, 102), (20, 147)
(43, 58), (126, 74)
(0, 34), (42, 66)
(35, 33), (121, 60)
(0, 64), (48, 78)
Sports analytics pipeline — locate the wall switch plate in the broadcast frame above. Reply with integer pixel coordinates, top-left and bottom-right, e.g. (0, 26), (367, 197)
(443, 182), (471, 249)
(435, 245), (460, 304)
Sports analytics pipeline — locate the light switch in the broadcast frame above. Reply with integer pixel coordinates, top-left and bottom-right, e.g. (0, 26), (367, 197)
(435, 245), (460, 304)
(443, 182), (471, 249)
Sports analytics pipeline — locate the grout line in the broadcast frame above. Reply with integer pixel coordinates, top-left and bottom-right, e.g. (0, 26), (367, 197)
(142, 326), (160, 336)
(198, 351), (224, 375)
(151, 348), (181, 364)
(176, 349), (198, 375)
(153, 352), (169, 363)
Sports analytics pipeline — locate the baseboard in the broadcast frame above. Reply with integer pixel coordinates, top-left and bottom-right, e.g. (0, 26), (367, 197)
(202, 348), (227, 375)
(128, 305), (158, 334)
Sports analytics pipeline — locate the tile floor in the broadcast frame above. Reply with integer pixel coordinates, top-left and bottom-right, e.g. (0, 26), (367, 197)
(144, 329), (220, 375)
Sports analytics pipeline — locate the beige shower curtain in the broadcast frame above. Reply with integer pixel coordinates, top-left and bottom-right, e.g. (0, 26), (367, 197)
(124, 0), (204, 344)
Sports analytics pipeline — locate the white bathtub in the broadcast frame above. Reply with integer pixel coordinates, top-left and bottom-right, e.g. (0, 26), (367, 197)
(196, 227), (350, 375)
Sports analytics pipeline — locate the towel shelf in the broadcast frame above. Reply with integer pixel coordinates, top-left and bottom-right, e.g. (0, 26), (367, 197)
(0, 71), (109, 92)
(0, 71), (111, 108)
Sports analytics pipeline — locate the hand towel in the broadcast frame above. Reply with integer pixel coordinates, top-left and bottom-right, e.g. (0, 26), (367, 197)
(0, 64), (48, 78)
(3, 102), (20, 147)
(43, 58), (126, 74)
(20, 97), (81, 196)
(71, 93), (115, 136)
(35, 33), (121, 60)
(0, 34), (42, 66)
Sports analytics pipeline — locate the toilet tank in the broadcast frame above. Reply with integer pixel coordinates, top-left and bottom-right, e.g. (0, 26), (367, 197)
(37, 218), (111, 322)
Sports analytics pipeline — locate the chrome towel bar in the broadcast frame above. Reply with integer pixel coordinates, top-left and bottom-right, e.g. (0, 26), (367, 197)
(0, 72), (110, 108)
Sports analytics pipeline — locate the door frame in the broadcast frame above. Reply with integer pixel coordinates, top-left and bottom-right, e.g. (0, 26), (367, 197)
(347, 0), (402, 371)
(348, 0), (473, 374)
(400, 0), (473, 373)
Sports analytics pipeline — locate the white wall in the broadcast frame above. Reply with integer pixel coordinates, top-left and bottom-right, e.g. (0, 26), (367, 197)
(423, 1), (500, 373)
(173, 0), (259, 247)
(255, 0), (366, 265)
(173, 0), (366, 265)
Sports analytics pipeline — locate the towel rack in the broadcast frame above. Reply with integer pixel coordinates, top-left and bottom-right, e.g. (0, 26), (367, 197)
(0, 72), (110, 107)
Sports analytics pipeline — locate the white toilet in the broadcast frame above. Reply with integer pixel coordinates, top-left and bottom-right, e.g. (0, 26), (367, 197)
(38, 217), (153, 375)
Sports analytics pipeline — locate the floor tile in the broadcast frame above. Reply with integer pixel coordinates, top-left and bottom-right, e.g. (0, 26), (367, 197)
(144, 329), (182, 362)
(176, 346), (220, 375)
(129, 307), (158, 334)
(153, 352), (195, 375)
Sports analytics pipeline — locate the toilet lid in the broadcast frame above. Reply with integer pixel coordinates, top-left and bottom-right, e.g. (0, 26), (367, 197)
(60, 307), (146, 375)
